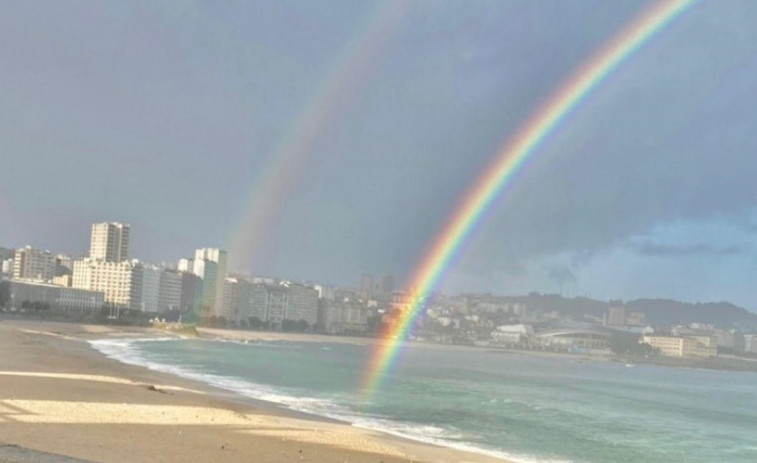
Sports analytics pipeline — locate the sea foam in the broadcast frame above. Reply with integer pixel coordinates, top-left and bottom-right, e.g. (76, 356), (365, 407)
(89, 337), (571, 463)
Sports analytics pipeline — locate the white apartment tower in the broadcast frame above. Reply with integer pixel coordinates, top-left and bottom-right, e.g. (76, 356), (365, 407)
(192, 248), (227, 318)
(90, 222), (130, 262)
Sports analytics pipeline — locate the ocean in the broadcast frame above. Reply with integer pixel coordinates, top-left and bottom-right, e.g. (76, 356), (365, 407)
(90, 337), (757, 463)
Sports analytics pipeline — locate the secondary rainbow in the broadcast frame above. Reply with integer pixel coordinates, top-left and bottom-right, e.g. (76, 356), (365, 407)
(361, 0), (696, 395)
(227, 1), (407, 269)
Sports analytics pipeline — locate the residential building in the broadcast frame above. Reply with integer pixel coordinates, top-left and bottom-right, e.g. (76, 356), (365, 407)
(193, 248), (227, 318)
(247, 282), (318, 328)
(179, 271), (200, 313)
(55, 254), (74, 276)
(641, 334), (717, 358)
(285, 282), (319, 325)
(158, 269), (183, 313)
(177, 258), (194, 273)
(1, 259), (13, 277)
(318, 299), (368, 334)
(13, 246), (56, 282)
(139, 264), (161, 313)
(89, 222), (130, 262)
(313, 284), (336, 301)
(224, 277), (252, 323)
(72, 258), (141, 310)
(743, 334), (757, 354)
(52, 274), (73, 287)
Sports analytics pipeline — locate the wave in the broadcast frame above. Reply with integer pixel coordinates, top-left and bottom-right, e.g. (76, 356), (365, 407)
(89, 338), (571, 463)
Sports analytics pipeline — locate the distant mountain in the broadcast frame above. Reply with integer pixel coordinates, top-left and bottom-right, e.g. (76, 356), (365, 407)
(494, 293), (757, 328)
(625, 299), (757, 326)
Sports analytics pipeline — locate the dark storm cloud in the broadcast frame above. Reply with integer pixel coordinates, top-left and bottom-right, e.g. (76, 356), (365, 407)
(449, 0), (757, 291)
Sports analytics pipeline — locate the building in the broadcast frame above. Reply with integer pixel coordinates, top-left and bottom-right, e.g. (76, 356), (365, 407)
(715, 329), (744, 351)
(285, 282), (319, 325)
(52, 274), (73, 287)
(247, 282), (318, 328)
(743, 334), (757, 354)
(318, 299), (369, 334)
(536, 326), (611, 350)
(641, 334), (717, 358)
(223, 277), (253, 323)
(158, 269), (183, 313)
(13, 246), (56, 282)
(192, 248), (227, 318)
(1, 280), (104, 313)
(491, 324), (535, 345)
(626, 311), (646, 326)
(89, 222), (130, 262)
(605, 306), (626, 326)
(1, 259), (13, 277)
(177, 258), (194, 273)
(380, 274), (395, 294)
(359, 273), (374, 300)
(72, 258), (141, 310)
(313, 284), (336, 301)
(138, 264), (161, 313)
(55, 254), (74, 276)
(179, 271), (200, 313)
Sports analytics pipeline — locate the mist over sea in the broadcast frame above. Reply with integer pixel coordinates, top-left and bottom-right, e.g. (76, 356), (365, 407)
(91, 337), (757, 463)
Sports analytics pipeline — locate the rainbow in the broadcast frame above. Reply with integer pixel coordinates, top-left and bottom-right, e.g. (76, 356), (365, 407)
(362, 0), (696, 395)
(227, 1), (407, 270)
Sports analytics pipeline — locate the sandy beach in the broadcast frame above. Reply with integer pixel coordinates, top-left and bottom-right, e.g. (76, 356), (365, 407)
(0, 320), (509, 463)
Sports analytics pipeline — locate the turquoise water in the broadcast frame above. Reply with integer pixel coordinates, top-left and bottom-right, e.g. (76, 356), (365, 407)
(90, 338), (757, 463)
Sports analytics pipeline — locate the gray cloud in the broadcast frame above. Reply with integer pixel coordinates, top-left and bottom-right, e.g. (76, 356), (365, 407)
(635, 242), (746, 257)
(2, 1), (757, 304)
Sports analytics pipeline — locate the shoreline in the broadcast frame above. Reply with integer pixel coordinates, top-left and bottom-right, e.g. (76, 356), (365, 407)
(0, 320), (512, 463)
(197, 327), (757, 374)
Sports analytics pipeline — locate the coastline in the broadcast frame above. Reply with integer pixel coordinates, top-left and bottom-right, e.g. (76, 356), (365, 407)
(0, 320), (511, 463)
(194, 327), (757, 374)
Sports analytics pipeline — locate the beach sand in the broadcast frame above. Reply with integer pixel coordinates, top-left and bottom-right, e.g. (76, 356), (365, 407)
(0, 320), (509, 463)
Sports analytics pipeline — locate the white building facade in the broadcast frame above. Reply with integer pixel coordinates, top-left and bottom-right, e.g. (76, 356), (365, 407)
(13, 246), (56, 282)
(90, 222), (130, 262)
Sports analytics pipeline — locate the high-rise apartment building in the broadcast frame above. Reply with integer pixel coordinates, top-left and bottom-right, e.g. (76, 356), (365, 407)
(179, 271), (200, 313)
(139, 264), (161, 313)
(192, 248), (227, 318)
(13, 246), (56, 282)
(158, 269), (183, 313)
(90, 222), (130, 262)
(224, 277), (253, 323)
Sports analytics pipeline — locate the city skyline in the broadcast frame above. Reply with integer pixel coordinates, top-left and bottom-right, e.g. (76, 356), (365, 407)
(3, 1), (757, 308)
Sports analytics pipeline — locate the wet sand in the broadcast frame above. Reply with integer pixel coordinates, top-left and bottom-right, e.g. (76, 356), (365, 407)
(0, 320), (509, 463)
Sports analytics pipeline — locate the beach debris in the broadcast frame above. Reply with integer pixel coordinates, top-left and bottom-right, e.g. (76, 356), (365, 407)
(142, 384), (168, 394)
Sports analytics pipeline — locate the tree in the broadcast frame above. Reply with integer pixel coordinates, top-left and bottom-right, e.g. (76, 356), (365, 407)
(609, 333), (657, 357)
(0, 282), (9, 308)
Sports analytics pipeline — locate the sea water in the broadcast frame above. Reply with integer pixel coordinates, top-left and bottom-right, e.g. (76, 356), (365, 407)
(90, 337), (757, 463)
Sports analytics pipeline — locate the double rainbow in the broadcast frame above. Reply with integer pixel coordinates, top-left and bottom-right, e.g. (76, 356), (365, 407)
(362, 0), (696, 395)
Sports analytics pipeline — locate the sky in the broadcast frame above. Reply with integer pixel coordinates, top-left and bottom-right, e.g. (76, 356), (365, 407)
(2, 0), (757, 309)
